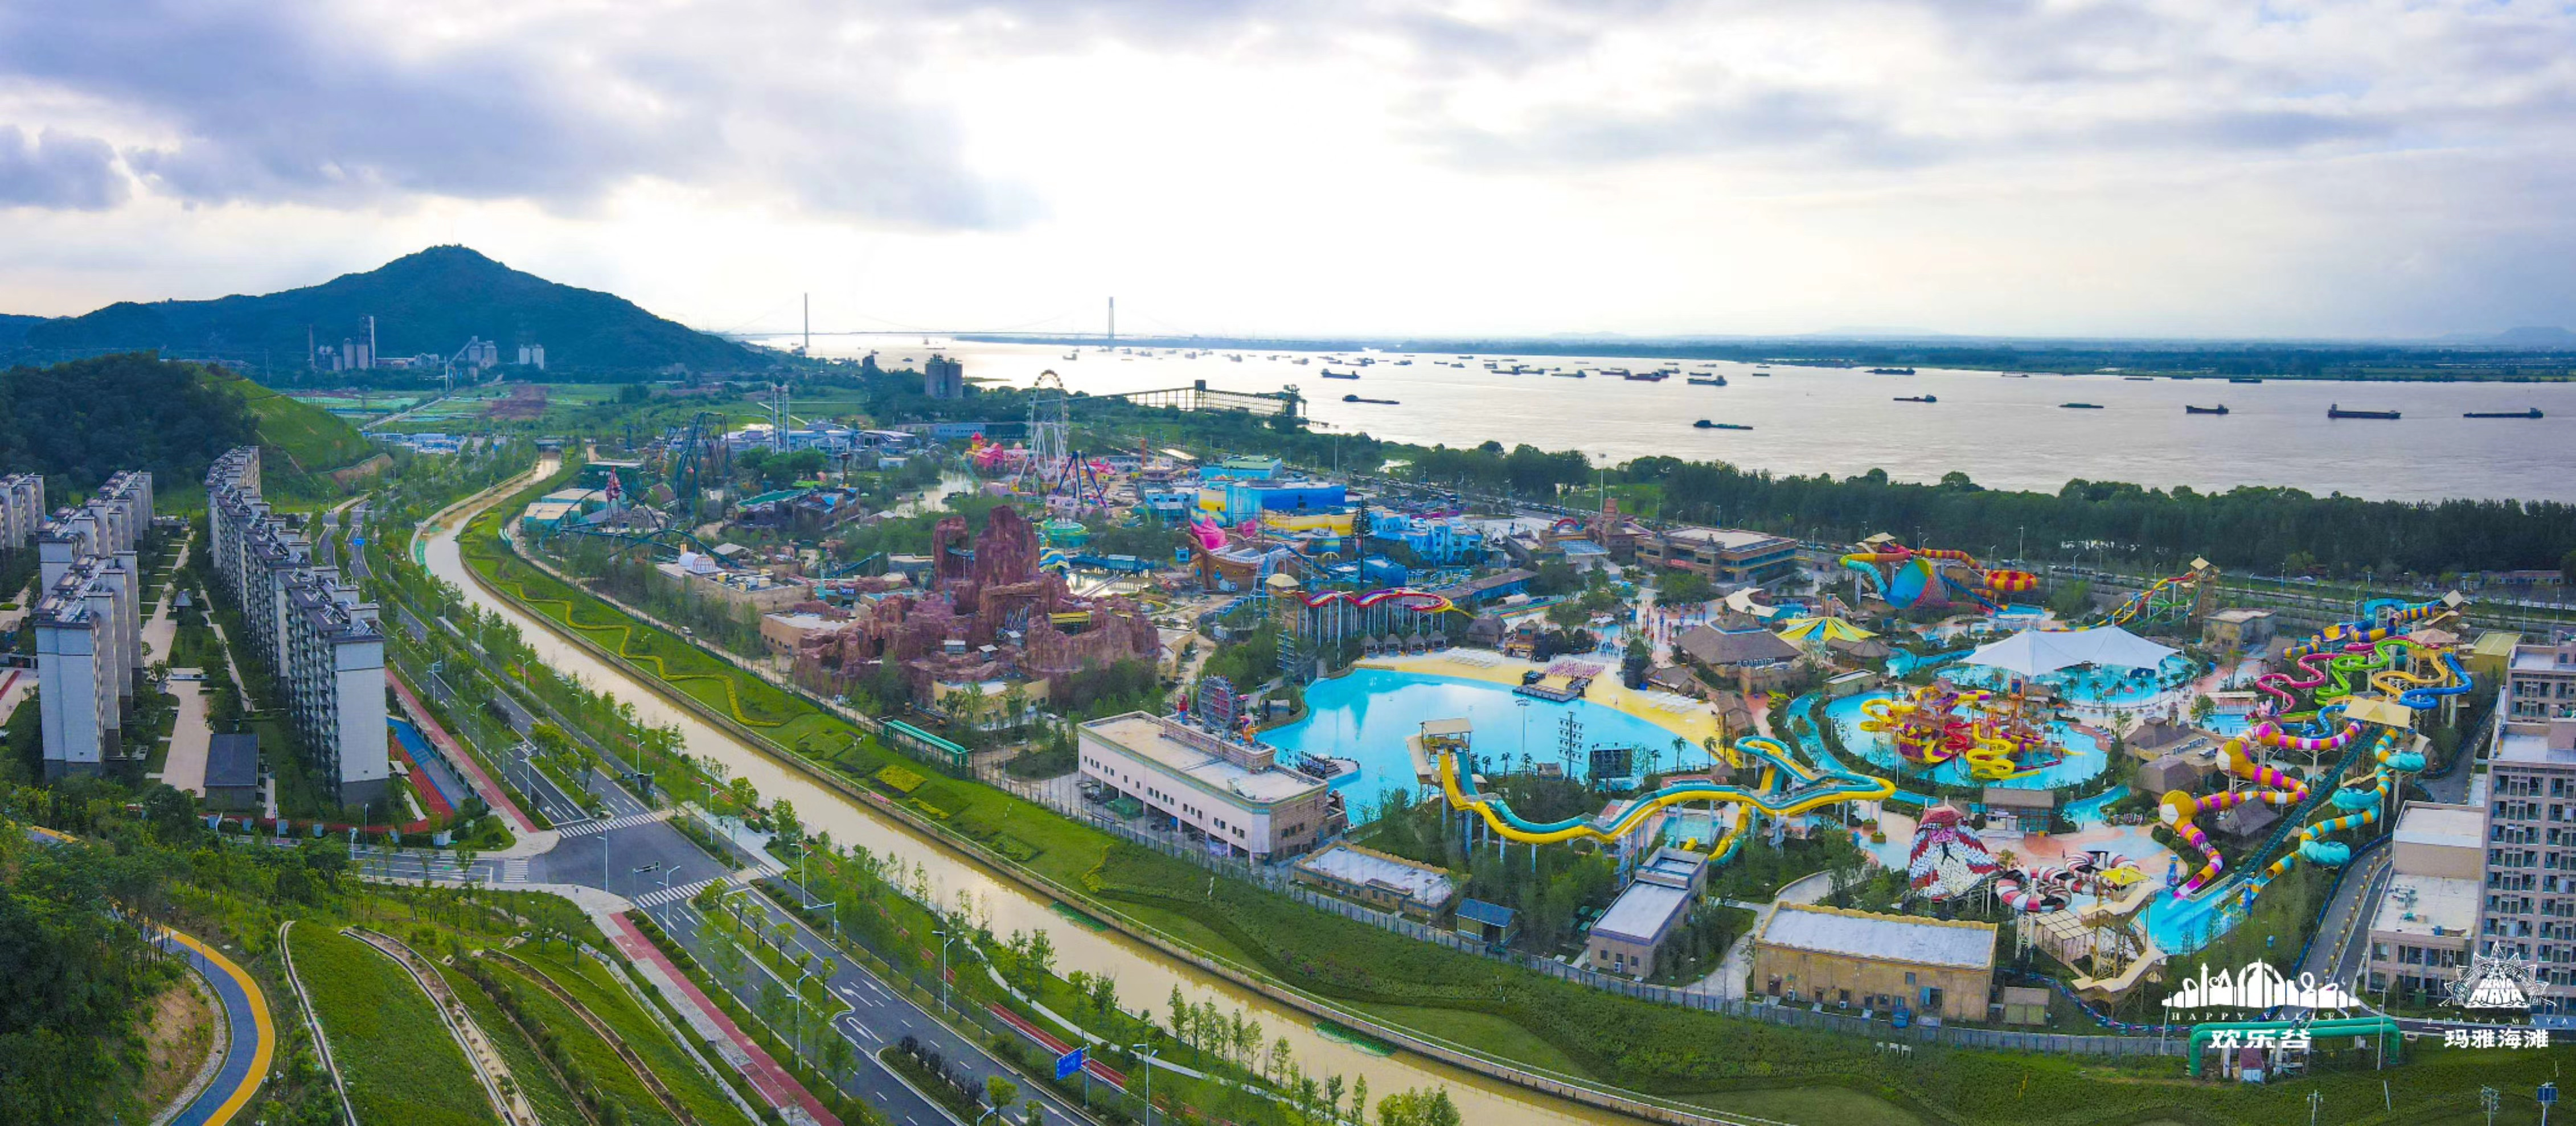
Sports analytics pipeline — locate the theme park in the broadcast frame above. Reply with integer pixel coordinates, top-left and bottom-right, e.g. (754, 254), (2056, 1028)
(468, 360), (2566, 1105)
(14, 348), (2576, 1126)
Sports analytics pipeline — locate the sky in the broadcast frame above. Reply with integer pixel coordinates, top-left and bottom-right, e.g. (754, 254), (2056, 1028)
(1, 0), (2573, 340)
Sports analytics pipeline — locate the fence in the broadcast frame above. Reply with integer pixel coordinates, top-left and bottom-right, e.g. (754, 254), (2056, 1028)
(983, 760), (2184, 1057)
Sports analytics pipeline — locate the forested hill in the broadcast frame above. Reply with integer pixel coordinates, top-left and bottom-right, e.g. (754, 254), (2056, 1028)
(0, 353), (371, 498)
(16, 246), (768, 380)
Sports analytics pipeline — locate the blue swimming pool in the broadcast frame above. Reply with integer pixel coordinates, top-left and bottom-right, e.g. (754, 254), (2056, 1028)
(1261, 667), (1714, 822)
(1819, 692), (2110, 789)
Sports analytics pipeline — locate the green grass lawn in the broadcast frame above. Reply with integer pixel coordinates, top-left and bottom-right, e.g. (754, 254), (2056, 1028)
(508, 946), (762, 1126)
(485, 956), (671, 1123)
(290, 926), (500, 1126)
(434, 961), (585, 1126)
(1684, 1085), (1926, 1126)
(1352, 1002), (1591, 1078)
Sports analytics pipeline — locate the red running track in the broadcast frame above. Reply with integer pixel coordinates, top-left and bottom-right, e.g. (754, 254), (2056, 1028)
(605, 913), (842, 1126)
(387, 672), (536, 834)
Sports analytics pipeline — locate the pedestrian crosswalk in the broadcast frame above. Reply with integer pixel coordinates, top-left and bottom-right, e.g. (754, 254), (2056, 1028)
(636, 876), (724, 908)
(556, 809), (672, 837)
(498, 859), (530, 884)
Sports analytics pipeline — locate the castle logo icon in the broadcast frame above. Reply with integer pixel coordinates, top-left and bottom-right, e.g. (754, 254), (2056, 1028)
(2163, 961), (2362, 1013)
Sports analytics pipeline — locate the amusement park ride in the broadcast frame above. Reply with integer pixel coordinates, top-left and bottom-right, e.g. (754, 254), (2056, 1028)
(1839, 537), (2039, 612)
(1860, 684), (2060, 781)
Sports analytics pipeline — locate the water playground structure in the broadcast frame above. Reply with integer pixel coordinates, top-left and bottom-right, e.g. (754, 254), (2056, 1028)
(1839, 537), (2039, 613)
(1860, 684), (2059, 780)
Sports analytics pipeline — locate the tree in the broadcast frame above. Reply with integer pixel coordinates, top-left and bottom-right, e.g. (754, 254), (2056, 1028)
(984, 1076), (1019, 1112)
(1023, 928), (1056, 984)
(2562, 546), (2576, 587)
(1659, 569), (1716, 606)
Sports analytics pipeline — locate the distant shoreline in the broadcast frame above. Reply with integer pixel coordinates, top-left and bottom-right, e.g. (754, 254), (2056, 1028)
(962, 334), (2576, 383)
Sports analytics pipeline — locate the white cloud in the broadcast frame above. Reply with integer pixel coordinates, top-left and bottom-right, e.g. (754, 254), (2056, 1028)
(0, 0), (2571, 336)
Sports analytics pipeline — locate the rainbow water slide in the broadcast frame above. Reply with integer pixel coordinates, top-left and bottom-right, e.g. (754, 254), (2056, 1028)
(2161, 721), (2355, 896)
(1298, 588), (1458, 614)
(2108, 569), (2202, 626)
(2241, 735), (2422, 899)
(1437, 735), (1893, 847)
(2283, 596), (2453, 660)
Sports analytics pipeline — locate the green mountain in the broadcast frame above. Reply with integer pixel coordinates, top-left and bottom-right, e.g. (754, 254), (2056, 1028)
(19, 246), (768, 378)
(0, 353), (376, 504)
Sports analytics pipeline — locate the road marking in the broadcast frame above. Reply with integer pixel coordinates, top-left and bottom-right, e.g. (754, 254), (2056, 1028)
(636, 876), (724, 907)
(556, 809), (673, 837)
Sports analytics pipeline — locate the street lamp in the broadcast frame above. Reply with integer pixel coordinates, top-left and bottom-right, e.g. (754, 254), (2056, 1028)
(932, 926), (964, 1014)
(1130, 1042), (1158, 1126)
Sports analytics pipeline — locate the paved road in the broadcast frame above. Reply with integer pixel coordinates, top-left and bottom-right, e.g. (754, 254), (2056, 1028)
(367, 751), (1089, 1125)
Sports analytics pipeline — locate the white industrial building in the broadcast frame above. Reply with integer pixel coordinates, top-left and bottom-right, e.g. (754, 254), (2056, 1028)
(207, 447), (389, 806)
(33, 471), (153, 778)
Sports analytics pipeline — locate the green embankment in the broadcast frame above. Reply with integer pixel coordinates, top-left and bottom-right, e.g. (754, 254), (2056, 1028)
(289, 926), (500, 1126)
(503, 946), (761, 1126)
(433, 962), (586, 1126)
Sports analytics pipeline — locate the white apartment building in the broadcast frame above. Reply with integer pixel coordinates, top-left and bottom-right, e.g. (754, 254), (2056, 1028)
(206, 447), (389, 806)
(1, 472), (43, 551)
(2479, 716), (2576, 1013)
(1077, 712), (1342, 859)
(32, 471), (153, 778)
(2505, 636), (2576, 723)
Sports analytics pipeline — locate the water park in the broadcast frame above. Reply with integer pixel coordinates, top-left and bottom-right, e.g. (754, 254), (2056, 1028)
(889, 417), (2517, 1079)
(1158, 512), (2494, 1065)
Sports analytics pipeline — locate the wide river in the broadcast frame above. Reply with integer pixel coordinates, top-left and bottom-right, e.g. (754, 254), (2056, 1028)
(817, 337), (2576, 503)
(420, 476), (1626, 1124)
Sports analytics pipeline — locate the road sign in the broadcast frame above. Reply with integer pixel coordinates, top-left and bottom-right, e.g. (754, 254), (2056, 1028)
(1055, 1047), (1085, 1080)
(2541, 1082), (2557, 1105)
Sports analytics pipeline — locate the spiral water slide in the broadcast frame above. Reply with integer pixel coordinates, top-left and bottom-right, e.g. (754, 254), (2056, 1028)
(1838, 544), (2037, 611)
(2160, 721), (2359, 897)
(1436, 734), (1893, 849)
(2241, 738), (2425, 899)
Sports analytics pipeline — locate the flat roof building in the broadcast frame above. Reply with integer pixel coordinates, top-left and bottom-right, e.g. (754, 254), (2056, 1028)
(1754, 903), (1997, 1022)
(1292, 843), (1458, 920)
(1635, 526), (1800, 587)
(203, 732), (261, 812)
(1077, 712), (1343, 859)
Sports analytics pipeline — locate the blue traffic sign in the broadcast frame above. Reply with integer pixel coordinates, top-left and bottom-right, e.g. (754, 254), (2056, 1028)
(1055, 1047), (1085, 1080)
(2541, 1082), (2558, 1106)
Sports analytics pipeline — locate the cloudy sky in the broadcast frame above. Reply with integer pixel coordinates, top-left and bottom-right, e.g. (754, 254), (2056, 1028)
(1, 0), (2571, 339)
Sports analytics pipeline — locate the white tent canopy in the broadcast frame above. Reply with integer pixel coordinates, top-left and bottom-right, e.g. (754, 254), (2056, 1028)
(1963, 626), (2178, 678)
